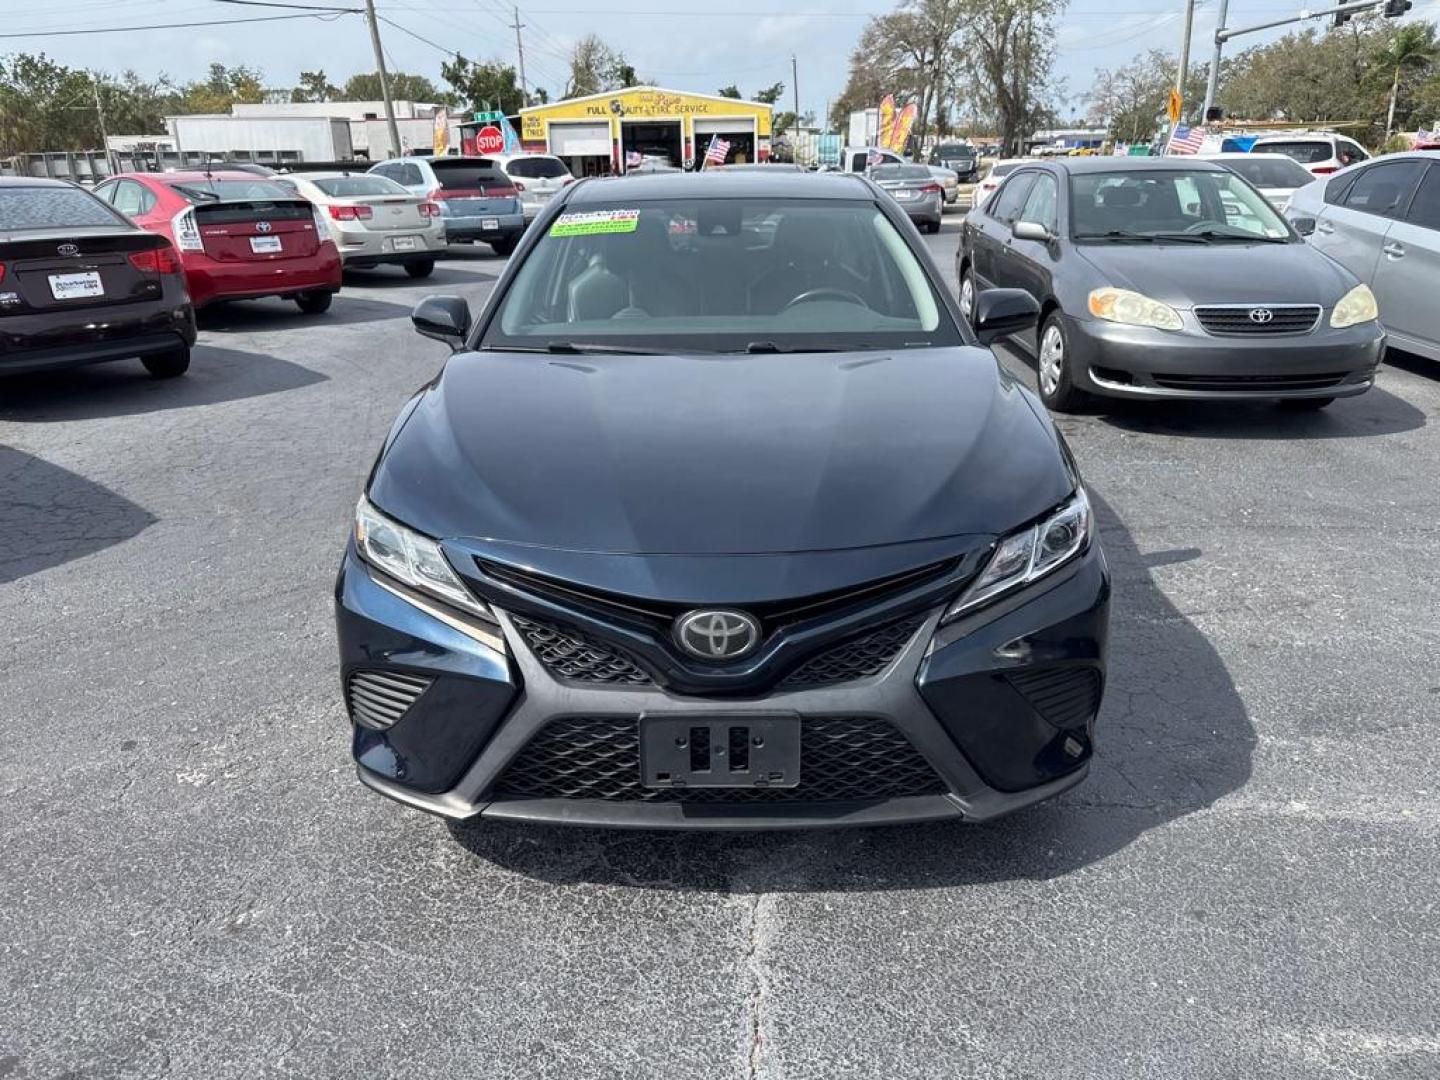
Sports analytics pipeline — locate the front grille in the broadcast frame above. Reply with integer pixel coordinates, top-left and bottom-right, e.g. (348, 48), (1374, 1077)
(1151, 371), (1347, 392)
(1194, 305), (1321, 336)
(1006, 667), (1101, 729)
(491, 716), (948, 803)
(511, 614), (652, 685)
(779, 617), (924, 687)
(346, 670), (432, 730)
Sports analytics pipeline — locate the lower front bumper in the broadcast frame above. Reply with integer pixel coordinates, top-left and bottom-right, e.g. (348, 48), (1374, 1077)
(335, 544), (1109, 829)
(1063, 312), (1385, 401)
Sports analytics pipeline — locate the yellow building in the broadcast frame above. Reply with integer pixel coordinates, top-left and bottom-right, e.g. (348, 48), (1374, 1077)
(519, 86), (773, 176)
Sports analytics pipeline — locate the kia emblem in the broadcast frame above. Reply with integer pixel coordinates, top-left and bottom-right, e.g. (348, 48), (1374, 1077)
(57, 243), (79, 257)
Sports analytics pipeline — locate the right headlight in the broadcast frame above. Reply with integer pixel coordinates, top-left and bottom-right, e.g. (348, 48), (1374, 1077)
(354, 495), (495, 621)
(944, 487), (1092, 622)
(1087, 287), (1184, 331)
(1330, 283), (1378, 328)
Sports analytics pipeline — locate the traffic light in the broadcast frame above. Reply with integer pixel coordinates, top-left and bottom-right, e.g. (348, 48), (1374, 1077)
(1383, 0), (1412, 16)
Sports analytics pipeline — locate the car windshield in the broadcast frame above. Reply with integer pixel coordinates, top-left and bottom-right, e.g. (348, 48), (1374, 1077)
(872, 165), (932, 182)
(1256, 141), (1331, 164)
(167, 178), (297, 202)
(1221, 157), (1314, 189)
(431, 161), (509, 191)
(483, 197), (959, 354)
(1071, 169), (1291, 241)
(989, 162), (1020, 177)
(506, 157), (569, 179)
(313, 176), (408, 197)
(0, 186), (123, 231)
(937, 145), (973, 159)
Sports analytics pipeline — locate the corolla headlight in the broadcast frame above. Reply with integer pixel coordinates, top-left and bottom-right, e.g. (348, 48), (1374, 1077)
(355, 495), (494, 620)
(1330, 283), (1378, 328)
(944, 487), (1092, 621)
(1087, 287), (1183, 331)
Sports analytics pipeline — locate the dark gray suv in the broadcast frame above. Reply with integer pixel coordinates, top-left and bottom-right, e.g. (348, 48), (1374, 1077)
(957, 158), (1386, 412)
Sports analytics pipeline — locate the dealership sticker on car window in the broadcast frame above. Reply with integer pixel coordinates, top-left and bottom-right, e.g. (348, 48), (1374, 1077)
(550, 209), (640, 237)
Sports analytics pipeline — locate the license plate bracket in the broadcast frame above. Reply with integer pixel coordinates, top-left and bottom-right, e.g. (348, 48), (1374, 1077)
(639, 714), (801, 790)
(48, 271), (104, 300)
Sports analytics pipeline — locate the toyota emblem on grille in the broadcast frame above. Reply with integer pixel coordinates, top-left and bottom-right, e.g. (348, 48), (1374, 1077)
(1249, 307), (1274, 324)
(255, 221), (273, 233)
(56, 243), (80, 257)
(674, 609), (761, 661)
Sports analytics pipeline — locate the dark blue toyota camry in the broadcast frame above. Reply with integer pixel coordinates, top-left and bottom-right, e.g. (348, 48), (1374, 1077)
(334, 170), (1110, 829)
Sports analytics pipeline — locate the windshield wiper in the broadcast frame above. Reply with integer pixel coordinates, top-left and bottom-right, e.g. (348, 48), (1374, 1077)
(1157, 229), (1289, 244)
(1073, 230), (1159, 243)
(743, 341), (855, 353)
(479, 341), (676, 355)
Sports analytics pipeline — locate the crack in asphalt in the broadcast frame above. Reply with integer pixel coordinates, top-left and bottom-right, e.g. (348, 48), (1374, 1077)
(740, 892), (774, 1080)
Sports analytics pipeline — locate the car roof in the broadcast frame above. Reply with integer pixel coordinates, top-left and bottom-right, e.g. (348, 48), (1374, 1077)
(1198, 152), (1302, 160)
(489, 152), (562, 163)
(566, 170), (872, 202)
(286, 170), (393, 181)
(152, 170), (282, 182)
(1044, 156), (1231, 174)
(0, 176), (74, 188)
(1252, 132), (1342, 142)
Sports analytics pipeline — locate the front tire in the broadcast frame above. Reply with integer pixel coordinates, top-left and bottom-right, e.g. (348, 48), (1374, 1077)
(1036, 311), (1087, 413)
(141, 346), (190, 379)
(295, 290), (332, 314)
(404, 259), (435, 279)
(958, 267), (977, 327)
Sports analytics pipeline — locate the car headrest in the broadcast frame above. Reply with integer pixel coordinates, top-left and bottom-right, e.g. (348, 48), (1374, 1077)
(1099, 186), (1143, 209)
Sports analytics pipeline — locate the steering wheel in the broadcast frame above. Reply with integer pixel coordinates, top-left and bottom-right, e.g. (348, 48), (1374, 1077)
(783, 287), (869, 311)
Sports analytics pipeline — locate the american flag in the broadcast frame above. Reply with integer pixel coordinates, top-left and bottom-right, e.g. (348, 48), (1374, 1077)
(866, 148), (884, 166)
(704, 134), (731, 166)
(1166, 124), (1206, 156)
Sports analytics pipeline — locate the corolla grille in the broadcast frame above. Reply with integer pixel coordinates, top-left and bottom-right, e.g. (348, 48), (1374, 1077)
(1194, 305), (1321, 335)
(346, 670), (433, 730)
(1005, 667), (1102, 729)
(779, 617), (925, 687)
(511, 614), (652, 685)
(491, 716), (948, 803)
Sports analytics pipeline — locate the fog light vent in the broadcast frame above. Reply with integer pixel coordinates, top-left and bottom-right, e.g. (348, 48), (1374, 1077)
(346, 670), (433, 730)
(1005, 667), (1101, 729)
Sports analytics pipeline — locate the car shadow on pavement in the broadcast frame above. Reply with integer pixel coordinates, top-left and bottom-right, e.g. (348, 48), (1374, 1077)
(342, 265), (500, 290)
(0, 347), (326, 423)
(447, 489), (1256, 893)
(1089, 384), (1425, 440)
(196, 295), (414, 332)
(0, 445), (155, 584)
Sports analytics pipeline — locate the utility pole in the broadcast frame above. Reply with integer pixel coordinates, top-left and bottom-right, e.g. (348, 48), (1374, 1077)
(511, 6), (529, 107)
(92, 79), (114, 178)
(791, 54), (799, 125)
(1201, 0), (1230, 121)
(363, 0), (402, 158)
(1176, 0), (1196, 118)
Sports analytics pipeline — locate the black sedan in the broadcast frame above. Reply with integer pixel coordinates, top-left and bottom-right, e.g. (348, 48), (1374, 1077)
(0, 177), (195, 378)
(957, 158), (1385, 411)
(334, 170), (1109, 830)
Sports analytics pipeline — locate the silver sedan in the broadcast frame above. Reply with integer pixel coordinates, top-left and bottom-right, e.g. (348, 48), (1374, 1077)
(277, 172), (447, 277)
(870, 164), (944, 233)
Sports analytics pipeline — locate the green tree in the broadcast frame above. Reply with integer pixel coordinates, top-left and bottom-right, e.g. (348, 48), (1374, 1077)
(717, 83), (742, 99)
(565, 34), (611, 97)
(441, 54), (523, 113)
(173, 63), (264, 113)
(341, 71), (443, 103)
(290, 70), (338, 103)
(1374, 23), (1440, 137)
(1086, 50), (1208, 142)
(752, 81), (785, 105)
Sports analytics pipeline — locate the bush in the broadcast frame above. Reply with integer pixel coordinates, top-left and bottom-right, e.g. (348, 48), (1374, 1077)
(1380, 133), (1415, 154)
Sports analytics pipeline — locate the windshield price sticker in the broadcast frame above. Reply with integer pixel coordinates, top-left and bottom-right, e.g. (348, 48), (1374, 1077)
(550, 210), (641, 237)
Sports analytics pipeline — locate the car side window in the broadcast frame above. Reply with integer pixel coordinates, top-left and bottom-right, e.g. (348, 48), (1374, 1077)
(372, 163), (397, 180)
(1340, 161), (1425, 218)
(110, 180), (147, 216)
(1404, 165), (1440, 231)
(990, 172), (1036, 223)
(92, 181), (117, 205)
(399, 163), (424, 186)
(1340, 139), (1369, 164)
(1017, 173), (1057, 232)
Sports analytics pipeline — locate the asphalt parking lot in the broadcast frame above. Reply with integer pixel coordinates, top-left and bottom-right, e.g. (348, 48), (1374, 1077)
(3, 219), (1439, 1079)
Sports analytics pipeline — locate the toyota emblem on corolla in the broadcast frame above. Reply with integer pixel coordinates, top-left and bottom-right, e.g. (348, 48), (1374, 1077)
(56, 243), (80, 257)
(1249, 308), (1274, 324)
(674, 609), (761, 661)
(255, 221), (273, 233)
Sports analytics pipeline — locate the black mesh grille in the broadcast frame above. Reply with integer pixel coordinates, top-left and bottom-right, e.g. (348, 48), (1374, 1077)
(1005, 667), (1102, 729)
(1151, 371), (1347, 392)
(1194, 305), (1321, 335)
(779, 617), (924, 687)
(511, 615), (652, 685)
(491, 716), (948, 802)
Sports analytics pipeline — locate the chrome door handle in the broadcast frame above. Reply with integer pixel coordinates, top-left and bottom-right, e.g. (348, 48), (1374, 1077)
(1383, 242), (1405, 258)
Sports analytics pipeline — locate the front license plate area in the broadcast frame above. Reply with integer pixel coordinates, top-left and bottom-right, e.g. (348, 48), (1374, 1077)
(640, 714), (801, 789)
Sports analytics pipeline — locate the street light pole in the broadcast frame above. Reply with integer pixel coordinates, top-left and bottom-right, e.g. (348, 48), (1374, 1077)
(363, 0), (402, 158)
(1201, 0), (1229, 120)
(1176, 0), (1196, 118)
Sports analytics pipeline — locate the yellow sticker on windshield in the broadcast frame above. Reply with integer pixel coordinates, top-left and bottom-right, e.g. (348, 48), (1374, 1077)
(549, 209), (640, 237)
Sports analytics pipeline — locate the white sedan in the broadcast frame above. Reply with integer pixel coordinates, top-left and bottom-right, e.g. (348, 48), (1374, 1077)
(277, 171), (447, 277)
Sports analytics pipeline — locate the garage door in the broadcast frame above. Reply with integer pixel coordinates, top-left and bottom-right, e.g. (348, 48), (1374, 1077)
(694, 118), (755, 137)
(549, 122), (611, 157)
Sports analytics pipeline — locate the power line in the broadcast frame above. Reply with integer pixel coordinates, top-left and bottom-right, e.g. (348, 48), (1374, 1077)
(211, 0), (359, 9)
(0, 10), (349, 38)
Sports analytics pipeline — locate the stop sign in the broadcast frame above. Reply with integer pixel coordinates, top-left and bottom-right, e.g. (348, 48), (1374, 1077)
(474, 124), (505, 155)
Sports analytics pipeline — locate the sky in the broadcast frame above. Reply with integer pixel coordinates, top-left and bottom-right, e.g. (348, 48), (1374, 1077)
(3, 0), (1439, 126)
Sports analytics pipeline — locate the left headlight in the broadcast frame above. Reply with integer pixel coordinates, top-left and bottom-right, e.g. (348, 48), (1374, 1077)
(944, 487), (1092, 622)
(1330, 283), (1378, 329)
(1088, 287), (1183, 332)
(355, 495), (495, 621)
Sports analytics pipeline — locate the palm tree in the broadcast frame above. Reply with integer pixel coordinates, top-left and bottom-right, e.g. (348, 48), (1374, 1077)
(1376, 24), (1440, 139)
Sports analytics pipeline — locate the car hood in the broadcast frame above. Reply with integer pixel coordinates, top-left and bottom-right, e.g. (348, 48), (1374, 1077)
(1077, 241), (1355, 306)
(370, 347), (1072, 561)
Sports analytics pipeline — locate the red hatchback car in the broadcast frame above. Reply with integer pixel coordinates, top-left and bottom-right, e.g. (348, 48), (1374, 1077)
(93, 170), (341, 313)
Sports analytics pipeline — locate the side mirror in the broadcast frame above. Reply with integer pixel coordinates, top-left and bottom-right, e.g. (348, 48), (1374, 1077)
(1290, 215), (1317, 237)
(1012, 220), (1052, 243)
(973, 288), (1040, 346)
(411, 295), (471, 350)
